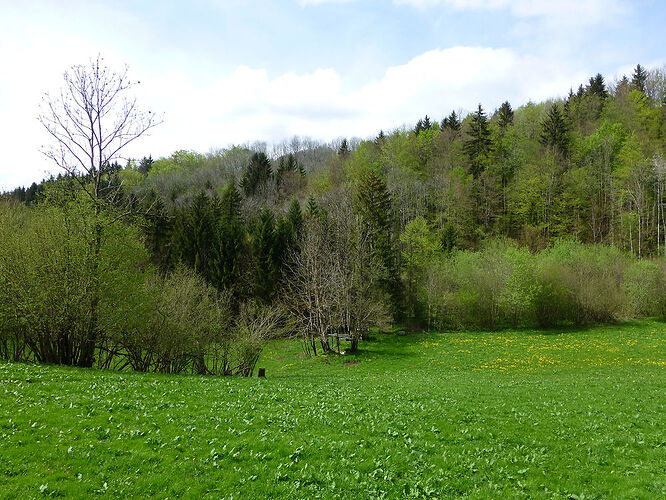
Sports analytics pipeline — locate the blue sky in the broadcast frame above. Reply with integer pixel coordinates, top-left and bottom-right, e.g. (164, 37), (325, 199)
(0, 0), (664, 189)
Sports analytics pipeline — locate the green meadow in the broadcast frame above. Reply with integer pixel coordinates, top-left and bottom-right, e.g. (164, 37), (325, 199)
(2, 321), (666, 499)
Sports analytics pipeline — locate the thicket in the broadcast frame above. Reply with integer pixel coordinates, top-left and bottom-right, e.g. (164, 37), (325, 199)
(421, 239), (666, 330)
(0, 192), (288, 375)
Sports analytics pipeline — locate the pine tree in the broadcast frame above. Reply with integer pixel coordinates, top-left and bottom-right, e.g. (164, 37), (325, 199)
(414, 119), (424, 135)
(423, 115), (432, 130)
(375, 130), (386, 145)
(144, 195), (173, 271)
(137, 155), (154, 176)
(587, 73), (608, 99)
(631, 64), (648, 93)
(496, 101), (514, 129)
(356, 171), (402, 316)
(249, 208), (278, 302)
(540, 103), (570, 156)
(211, 184), (244, 293)
(174, 192), (217, 279)
(307, 196), (319, 218)
(447, 110), (461, 131)
(463, 104), (492, 178)
(287, 198), (304, 240)
(219, 181), (241, 223)
(241, 152), (272, 196)
(338, 139), (350, 157)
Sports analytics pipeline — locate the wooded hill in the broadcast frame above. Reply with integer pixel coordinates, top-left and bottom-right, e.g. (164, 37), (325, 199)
(2, 64), (666, 373)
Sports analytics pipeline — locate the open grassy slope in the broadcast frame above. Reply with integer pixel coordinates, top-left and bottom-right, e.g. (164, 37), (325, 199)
(1, 321), (666, 498)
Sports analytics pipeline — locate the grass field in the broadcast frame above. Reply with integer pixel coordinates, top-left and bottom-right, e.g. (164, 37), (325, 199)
(1, 321), (666, 498)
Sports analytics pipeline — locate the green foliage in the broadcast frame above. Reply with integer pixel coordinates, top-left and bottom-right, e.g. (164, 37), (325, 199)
(540, 103), (570, 156)
(632, 64), (648, 93)
(241, 152), (273, 196)
(463, 104), (492, 178)
(496, 101), (514, 129)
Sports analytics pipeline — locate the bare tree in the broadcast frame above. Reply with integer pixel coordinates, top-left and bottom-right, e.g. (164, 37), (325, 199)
(39, 55), (161, 204)
(36, 56), (161, 367)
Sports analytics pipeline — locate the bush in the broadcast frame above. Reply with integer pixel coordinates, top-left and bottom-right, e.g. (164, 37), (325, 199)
(624, 259), (665, 317)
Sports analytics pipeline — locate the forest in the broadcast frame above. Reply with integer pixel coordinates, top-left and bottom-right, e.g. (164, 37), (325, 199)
(1, 62), (666, 376)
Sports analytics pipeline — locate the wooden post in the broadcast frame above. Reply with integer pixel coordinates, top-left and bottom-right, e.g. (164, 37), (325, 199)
(258, 367), (266, 378)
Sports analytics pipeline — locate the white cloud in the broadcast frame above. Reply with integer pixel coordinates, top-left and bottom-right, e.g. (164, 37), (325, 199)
(394, 0), (627, 23)
(1, 43), (592, 190)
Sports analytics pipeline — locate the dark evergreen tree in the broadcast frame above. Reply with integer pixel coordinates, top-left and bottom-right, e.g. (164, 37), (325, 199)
(414, 119), (424, 135)
(338, 138), (350, 157)
(423, 115), (432, 130)
(175, 192), (217, 279)
(249, 208), (278, 302)
(496, 101), (514, 129)
(631, 64), (648, 93)
(442, 222), (457, 253)
(209, 182), (245, 292)
(442, 110), (461, 132)
(137, 155), (154, 176)
(356, 171), (402, 316)
(463, 104), (492, 178)
(540, 103), (570, 156)
(375, 130), (386, 145)
(587, 73), (608, 100)
(307, 196), (320, 218)
(287, 198), (304, 240)
(241, 152), (272, 196)
(144, 194), (173, 272)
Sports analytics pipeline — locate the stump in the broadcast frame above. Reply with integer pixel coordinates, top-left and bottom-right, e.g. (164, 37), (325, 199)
(258, 367), (266, 378)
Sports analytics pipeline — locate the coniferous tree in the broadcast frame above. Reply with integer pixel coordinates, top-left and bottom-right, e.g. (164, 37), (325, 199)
(540, 103), (570, 156)
(463, 104), (492, 178)
(210, 182), (244, 292)
(497, 101), (514, 129)
(241, 152), (272, 196)
(249, 208), (278, 302)
(174, 192), (217, 279)
(423, 115), (432, 130)
(307, 196), (320, 218)
(338, 139), (350, 158)
(442, 110), (461, 132)
(587, 73), (608, 100)
(356, 171), (402, 316)
(414, 119), (424, 135)
(144, 194), (173, 271)
(631, 64), (648, 93)
(137, 155), (154, 176)
(287, 198), (304, 240)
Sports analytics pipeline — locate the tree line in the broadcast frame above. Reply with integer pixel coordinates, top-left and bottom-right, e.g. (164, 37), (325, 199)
(1, 60), (666, 374)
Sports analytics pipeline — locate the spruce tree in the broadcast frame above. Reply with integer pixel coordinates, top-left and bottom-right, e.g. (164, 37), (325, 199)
(211, 184), (244, 293)
(287, 198), (304, 240)
(174, 192), (217, 279)
(447, 110), (461, 131)
(414, 119), (424, 135)
(497, 101), (514, 129)
(249, 208), (278, 302)
(338, 139), (350, 157)
(241, 152), (272, 196)
(540, 103), (570, 156)
(463, 104), (492, 178)
(587, 73), (608, 99)
(631, 64), (648, 93)
(423, 115), (432, 130)
(356, 171), (402, 316)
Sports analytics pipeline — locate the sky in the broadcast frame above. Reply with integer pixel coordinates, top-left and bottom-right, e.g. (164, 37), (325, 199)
(0, 0), (664, 190)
